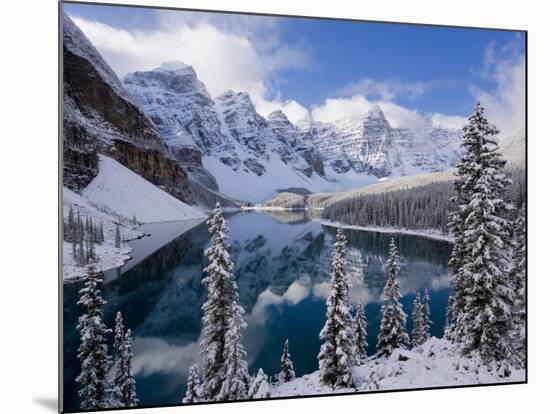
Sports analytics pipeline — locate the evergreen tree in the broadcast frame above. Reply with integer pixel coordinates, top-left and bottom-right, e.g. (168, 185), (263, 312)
(219, 299), (249, 400)
(121, 329), (138, 407)
(76, 260), (112, 410)
(318, 227), (355, 388)
(353, 303), (368, 362)
(411, 291), (426, 347)
(248, 369), (271, 399)
(76, 211), (83, 244)
(200, 203), (241, 400)
(132, 213), (137, 225)
(67, 205), (75, 242)
(78, 240), (85, 266)
(510, 205), (526, 364)
(99, 221), (105, 244)
(377, 238), (409, 356)
(423, 289), (432, 340)
(115, 224), (121, 248)
(72, 237), (78, 262)
(449, 103), (515, 366)
(278, 339), (296, 382)
(111, 311), (126, 407)
(87, 233), (95, 262)
(444, 295), (456, 340)
(182, 364), (203, 403)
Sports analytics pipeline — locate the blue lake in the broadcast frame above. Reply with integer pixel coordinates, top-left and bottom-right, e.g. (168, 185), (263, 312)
(63, 210), (452, 410)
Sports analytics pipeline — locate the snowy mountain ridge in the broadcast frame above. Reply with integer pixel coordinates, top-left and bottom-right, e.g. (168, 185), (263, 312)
(124, 62), (463, 202)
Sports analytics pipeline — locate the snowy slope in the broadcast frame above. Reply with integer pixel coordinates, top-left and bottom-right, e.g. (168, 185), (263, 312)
(202, 154), (327, 203)
(63, 187), (141, 280)
(82, 155), (206, 223)
(273, 337), (525, 397)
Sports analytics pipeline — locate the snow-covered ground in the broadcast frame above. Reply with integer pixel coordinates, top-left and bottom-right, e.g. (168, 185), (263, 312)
(63, 155), (209, 280)
(83, 155), (206, 223)
(62, 187), (143, 280)
(317, 219), (454, 243)
(273, 338), (524, 397)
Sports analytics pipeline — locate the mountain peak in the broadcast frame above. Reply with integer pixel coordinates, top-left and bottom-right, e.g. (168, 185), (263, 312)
(367, 104), (385, 119)
(154, 61), (196, 76)
(63, 13), (131, 102)
(267, 110), (290, 122)
(217, 90), (253, 106)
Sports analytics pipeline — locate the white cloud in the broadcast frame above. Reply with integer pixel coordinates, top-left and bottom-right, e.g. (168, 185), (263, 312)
(311, 95), (373, 123)
(69, 14), (310, 124)
(255, 98), (310, 125)
(311, 94), (428, 129)
(429, 113), (468, 130)
(69, 14), (524, 134)
(471, 39), (525, 138)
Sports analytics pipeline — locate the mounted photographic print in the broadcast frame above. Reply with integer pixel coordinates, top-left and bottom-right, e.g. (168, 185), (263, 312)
(60, 1), (527, 412)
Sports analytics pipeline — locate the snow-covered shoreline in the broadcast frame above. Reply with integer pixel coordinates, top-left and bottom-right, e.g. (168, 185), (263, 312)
(272, 338), (524, 397)
(316, 219), (454, 243)
(62, 155), (209, 282)
(243, 206), (316, 211)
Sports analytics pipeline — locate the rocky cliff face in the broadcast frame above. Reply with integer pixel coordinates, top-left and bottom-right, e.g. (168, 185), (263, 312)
(124, 60), (463, 201)
(267, 110), (325, 177)
(309, 106), (462, 178)
(124, 66), (326, 201)
(62, 14), (194, 204)
(123, 62), (230, 191)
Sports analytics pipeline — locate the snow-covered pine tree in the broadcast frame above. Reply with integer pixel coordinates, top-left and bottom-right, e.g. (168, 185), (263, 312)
(451, 103), (515, 365)
(99, 221), (105, 244)
(248, 369), (271, 399)
(377, 238), (409, 356)
(182, 364), (203, 403)
(200, 202), (241, 400)
(93, 223), (99, 244)
(86, 232), (95, 262)
(219, 299), (249, 401)
(78, 240), (85, 266)
(446, 108), (480, 342)
(423, 289), (432, 340)
(443, 295), (455, 340)
(115, 224), (121, 248)
(353, 303), (368, 362)
(76, 211), (83, 244)
(67, 205), (75, 241)
(72, 236), (78, 262)
(278, 339), (296, 382)
(76, 259), (112, 410)
(318, 227), (355, 388)
(121, 329), (138, 407)
(411, 291), (426, 347)
(510, 204), (526, 364)
(111, 311), (126, 407)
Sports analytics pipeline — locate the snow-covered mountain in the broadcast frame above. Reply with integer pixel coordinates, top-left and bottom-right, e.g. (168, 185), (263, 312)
(124, 66), (328, 202)
(63, 14), (191, 203)
(124, 61), (463, 202)
(308, 106), (462, 177)
(500, 127), (526, 167)
(63, 14), (234, 210)
(83, 155), (206, 224)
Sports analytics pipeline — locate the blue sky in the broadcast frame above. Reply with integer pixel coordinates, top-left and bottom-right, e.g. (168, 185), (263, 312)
(64, 2), (525, 135)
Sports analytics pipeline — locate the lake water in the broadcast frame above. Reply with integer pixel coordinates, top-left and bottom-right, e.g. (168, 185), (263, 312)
(63, 210), (452, 410)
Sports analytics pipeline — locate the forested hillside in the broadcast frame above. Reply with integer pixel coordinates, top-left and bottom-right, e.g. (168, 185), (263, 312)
(322, 167), (525, 234)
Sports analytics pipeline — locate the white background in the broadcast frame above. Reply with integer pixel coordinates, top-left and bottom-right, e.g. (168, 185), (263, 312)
(1, 0), (547, 413)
